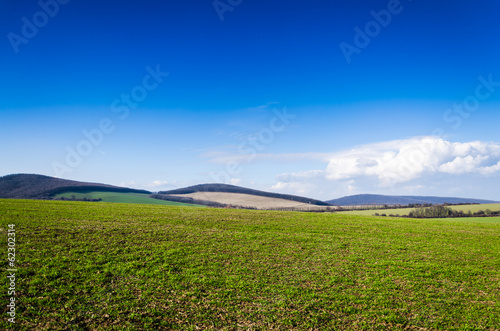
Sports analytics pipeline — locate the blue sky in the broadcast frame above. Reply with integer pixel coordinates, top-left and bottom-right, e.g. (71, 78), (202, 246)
(1, 0), (500, 200)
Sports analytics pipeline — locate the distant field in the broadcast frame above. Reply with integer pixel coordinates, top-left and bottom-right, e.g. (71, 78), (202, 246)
(338, 203), (500, 217)
(168, 191), (331, 210)
(1, 199), (499, 329)
(447, 203), (500, 213)
(54, 191), (204, 207)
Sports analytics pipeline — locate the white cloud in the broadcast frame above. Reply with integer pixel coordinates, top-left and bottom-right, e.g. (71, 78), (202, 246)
(438, 155), (489, 174)
(230, 178), (242, 185)
(271, 181), (317, 196)
(324, 137), (500, 186)
(146, 180), (171, 188)
(120, 181), (136, 187)
(479, 161), (500, 175)
(271, 137), (500, 199)
(125, 180), (177, 191)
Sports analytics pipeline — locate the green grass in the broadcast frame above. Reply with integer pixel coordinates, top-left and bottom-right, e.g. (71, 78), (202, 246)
(338, 207), (422, 216)
(338, 203), (500, 217)
(54, 191), (204, 207)
(429, 217), (500, 224)
(1, 199), (499, 330)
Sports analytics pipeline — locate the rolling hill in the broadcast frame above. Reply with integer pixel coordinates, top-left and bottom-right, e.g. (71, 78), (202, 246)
(52, 191), (204, 207)
(2, 174), (497, 210)
(326, 194), (498, 206)
(0, 174), (202, 207)
(0, 174), (150, 199)
(153, 183), (333, 210)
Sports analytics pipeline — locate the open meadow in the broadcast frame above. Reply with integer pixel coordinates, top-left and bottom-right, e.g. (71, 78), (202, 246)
(167, 192), (330, 210)
(53, 191), (204, 207)
(1, 199), (499, 330)
(337, 204), (500, 217)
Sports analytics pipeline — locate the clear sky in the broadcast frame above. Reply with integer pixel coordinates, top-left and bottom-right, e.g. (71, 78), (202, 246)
(1, 0), (500, 200)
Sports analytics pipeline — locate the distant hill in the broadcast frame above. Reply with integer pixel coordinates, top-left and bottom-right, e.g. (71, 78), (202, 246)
(0, 174), (150, 199)
(4, 174), (495, 210)
(326, 194), (498, 206)
(154, 183), (333, 209)
(158, 183), (331, 206)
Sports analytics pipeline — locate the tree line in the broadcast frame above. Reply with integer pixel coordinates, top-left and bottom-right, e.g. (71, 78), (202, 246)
(374, 205), (500, 218)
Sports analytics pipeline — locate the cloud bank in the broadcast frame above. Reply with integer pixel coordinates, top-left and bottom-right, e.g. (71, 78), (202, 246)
(273, 137), (500, 197)
(324, 137), (500, 185)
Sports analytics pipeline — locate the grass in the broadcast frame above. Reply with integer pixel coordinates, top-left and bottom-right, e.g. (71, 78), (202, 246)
(53, 191), (204, 207)
(1, 199), (499, 330)
(338, 203), (500, 217)
(428, 217), (500, 224)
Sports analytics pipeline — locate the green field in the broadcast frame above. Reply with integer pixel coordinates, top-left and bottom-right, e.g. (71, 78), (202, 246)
(428, 216), (500, 224)
(1, 199), (499, 330)
(54, 191), (203, 207)
(338, 203), (500, 217)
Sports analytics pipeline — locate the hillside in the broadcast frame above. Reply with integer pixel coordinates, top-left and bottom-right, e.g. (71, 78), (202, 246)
(167, 192), (333, 210)
(155, 183), (332, 209)
(327, 194), (498, 206)
(159, 183), (331, 205)
(0, 174), (151, 199)
(4, 174), (496, 210)
(53, 191), (204, 207)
